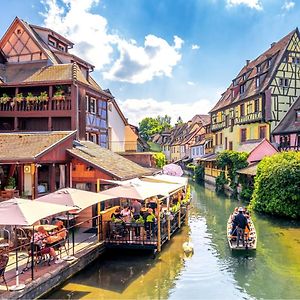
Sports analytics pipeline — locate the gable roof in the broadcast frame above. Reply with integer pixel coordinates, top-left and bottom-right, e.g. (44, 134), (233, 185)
(0, 131), (75, 162)
(67, 141), (153, 180)
(272, 95), (300, 134)
(210, 29), (298, 113)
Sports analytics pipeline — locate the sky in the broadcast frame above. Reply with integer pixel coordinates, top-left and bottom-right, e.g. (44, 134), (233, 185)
(0, 0), (299, 125)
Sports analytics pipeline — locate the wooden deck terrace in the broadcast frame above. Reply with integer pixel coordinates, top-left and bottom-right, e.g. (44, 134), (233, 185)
(104, 208), (188, 252)
(0, 228), (103, 299)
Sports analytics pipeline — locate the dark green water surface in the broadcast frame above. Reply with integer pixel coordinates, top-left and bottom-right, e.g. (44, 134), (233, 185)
(48, 183), (300, 299)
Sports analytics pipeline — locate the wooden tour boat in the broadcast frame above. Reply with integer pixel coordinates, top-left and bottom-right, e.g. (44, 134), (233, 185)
(227, 215), (257, 250)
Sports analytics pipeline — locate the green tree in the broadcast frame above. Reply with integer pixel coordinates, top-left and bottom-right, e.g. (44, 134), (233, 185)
(139, 115), (171, 141)
(250, 151), (300, 218)
(216, 150), (249, 197)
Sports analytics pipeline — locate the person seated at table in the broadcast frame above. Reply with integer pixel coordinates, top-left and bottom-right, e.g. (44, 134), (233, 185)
(147, 197), (158, 214)
(121, 205), (131, 223)
(32, 226), (62, 264)
(55, 221), (67, 240)
(111, 207), (122, 221)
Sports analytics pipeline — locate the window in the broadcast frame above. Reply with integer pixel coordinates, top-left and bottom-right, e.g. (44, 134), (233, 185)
(257, 65), (261, 73)
(58, 44), (66, 52)
(296, 110), (300, 122)
(229, 141), (233, 150)
(242, 74), (246, 81)
(48, 37), (56, 47)
(256, 76), (260, 88)
(279, 78), (289, 87)
(225, 137), (228, 150)
(90, 98), (96, 114)
(86, 96), (89, 112)
(240, 84), (245, 94)
(254, 99), (259, 113)
(240, 128), (247, 143)
(240, 103), (245, 117)
(259, 126), (266, 139)
(292, 57), (300, 64)
(90, 133), (97, 143)
(220, 133), (223, 145)
(215, 134), (218, 146)
(267, 59), (271, 68)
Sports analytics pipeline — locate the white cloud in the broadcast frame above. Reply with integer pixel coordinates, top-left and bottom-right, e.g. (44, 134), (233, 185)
(104, 35), (183, 84)
(282, 1), (295, 11)
(187, 81), (195, 86)
(118, 98), (211, 125)
(226, 0), (263, 10)
(40, 0), (183, 83)
(191, 44), (200, 50)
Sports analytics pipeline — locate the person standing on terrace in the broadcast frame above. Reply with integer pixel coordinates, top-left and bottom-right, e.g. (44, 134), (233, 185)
(132, 199), (142, 237)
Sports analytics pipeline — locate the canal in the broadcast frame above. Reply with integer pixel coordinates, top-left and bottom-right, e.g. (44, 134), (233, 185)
(48, 182), (300, 299)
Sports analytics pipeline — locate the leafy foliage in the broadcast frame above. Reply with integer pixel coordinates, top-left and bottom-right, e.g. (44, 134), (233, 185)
(195, 165), (205, 184)
(250, 152), (300, 218)
(215, 171), (228, 194)
(216, 150), (249, 196)
(139, 115), (172, 141)
(153, 152), (166, 168)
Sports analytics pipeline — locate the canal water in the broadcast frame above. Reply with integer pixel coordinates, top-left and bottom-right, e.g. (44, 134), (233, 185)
(48, 183), (300, 299)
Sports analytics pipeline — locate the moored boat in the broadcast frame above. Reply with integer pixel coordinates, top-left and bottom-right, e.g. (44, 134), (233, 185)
(227, 214), (257, 250)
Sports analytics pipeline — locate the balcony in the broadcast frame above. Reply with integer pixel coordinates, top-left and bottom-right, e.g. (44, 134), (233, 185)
(235, 111), (262, 124)
(211, 121), (226, 132)
(0, 96), (72, 113)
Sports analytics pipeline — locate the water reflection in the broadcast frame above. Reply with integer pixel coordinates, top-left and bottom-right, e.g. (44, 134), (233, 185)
(48, 182), (300, 299)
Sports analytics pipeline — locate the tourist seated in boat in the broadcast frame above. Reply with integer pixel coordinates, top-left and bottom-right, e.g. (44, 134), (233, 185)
(121, 205), (132, 223)
(234, 207), (250, 247)
(144, 208), (157, 239)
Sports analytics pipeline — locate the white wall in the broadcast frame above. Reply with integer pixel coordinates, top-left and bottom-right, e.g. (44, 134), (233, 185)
(107, 102), (126, 152)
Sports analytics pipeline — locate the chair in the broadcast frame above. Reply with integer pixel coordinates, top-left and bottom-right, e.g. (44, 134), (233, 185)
(0, 254), (9, 291)
(16, 228), (28, 250)
(52, 237), (68, 259)
(23, 244), (51, 273)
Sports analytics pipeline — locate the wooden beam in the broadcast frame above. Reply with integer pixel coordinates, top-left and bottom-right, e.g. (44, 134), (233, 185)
(157, 199), (161, 252)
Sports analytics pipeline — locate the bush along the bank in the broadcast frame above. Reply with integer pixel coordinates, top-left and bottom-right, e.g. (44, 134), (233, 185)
(216, 171), (228, 194)
(216, 150), (249, 197)
(195, 164), (205, 184)
(153, 152), (166, 168)
(250, 151), (300, 219)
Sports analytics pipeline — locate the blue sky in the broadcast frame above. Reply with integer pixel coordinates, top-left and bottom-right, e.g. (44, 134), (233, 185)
(0, 0), (299, 124)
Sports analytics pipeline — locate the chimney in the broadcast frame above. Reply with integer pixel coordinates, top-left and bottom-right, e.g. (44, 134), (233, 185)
(271, 42), (276, 48)
(246, 59), (250, 66)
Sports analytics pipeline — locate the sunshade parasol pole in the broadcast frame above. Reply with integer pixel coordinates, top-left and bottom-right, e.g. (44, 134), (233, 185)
(10, 226), (25, 291)
(63, 212), (75, 261)
(31, 226), (34, 280)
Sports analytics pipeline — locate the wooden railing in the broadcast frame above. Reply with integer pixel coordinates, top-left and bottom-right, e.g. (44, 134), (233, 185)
(0, 97), (72, 112)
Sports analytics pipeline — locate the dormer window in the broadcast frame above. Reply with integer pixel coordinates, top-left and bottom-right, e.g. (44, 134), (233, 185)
(256, 76), (260, 88)
(242, 74), (246, 81)
(257, 65), (261, 73)
(58, 43), (66, 52)
(48, 37), (56, 48)
(240, 83), (245, 94)
(267, 59), (271, 68)
(233, 79), (237, 86)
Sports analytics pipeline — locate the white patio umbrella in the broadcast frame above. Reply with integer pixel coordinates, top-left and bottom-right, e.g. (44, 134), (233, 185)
(100, 179), (183, 200)
(36, 188), (113, 210)
(142, 174), (188, 186)
(0, 198), (74, 291)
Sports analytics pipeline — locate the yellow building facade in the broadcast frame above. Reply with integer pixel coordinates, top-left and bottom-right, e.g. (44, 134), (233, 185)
(210, 29), (300, 152)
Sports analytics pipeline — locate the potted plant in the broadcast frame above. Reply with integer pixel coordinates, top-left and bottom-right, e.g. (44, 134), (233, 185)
(38, 91), (49, 102)
(5, 177), (16, 191)
(0, 93), (11, 104)
(26, 92), (39, 103)
(53, 89), (65, 101)
(13, 93), (24, 103)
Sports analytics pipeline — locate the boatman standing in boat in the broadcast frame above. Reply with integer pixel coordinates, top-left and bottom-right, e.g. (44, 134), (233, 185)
(234, 207), (249, 247)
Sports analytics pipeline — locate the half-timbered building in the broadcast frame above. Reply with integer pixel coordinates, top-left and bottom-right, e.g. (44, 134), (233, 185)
(210, 28), (300, 152)
(0, 17), (112, 146)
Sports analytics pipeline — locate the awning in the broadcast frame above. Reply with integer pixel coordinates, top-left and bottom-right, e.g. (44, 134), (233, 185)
(142, 174), (188, 186)
(237, 163), (259, 176)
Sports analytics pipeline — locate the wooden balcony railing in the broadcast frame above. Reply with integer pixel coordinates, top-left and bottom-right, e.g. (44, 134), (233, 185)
(0, 97), (72, 112)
